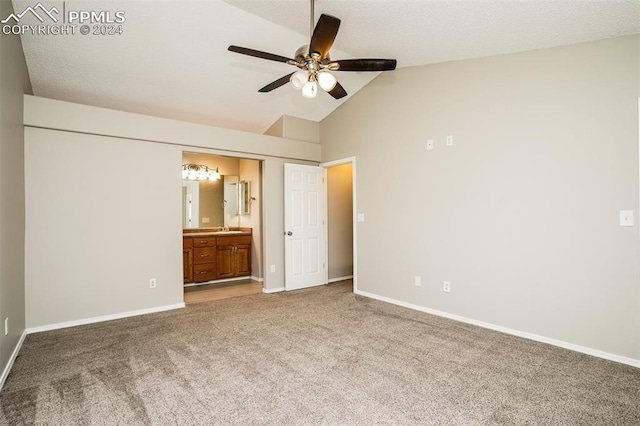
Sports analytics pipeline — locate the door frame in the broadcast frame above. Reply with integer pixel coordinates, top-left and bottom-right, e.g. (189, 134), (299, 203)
(320, 157), (358, 293)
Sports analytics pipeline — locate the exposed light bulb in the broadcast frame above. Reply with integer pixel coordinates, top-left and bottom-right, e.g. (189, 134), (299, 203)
(318, 72), (337, 91)
(302, 80), (318, 98)
(181, 169), (189, 179)
(290, 70), (308, 90)
(188, 170), (198, 180)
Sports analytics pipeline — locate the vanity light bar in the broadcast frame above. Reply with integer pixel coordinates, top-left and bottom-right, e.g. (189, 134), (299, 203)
(181, 164), (221, 181)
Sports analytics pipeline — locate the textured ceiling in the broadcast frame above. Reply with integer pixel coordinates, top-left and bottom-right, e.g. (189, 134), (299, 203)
(13, 0), (640, 135)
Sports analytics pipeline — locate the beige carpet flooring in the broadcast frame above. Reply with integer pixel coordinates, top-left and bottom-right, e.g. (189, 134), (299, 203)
(1, 281), (639, 425)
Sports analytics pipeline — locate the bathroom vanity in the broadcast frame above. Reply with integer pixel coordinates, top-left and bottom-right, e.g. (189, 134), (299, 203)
(182, 228), (252, 285)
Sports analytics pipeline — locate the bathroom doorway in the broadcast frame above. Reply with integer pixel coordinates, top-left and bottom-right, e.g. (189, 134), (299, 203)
(181, 151), (264, 303)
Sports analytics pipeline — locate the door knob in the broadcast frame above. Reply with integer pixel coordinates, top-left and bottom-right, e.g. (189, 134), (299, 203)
(285, 231), (293, 236)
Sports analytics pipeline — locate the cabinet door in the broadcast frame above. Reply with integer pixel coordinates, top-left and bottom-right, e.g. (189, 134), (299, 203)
(236, 244), (251, 277)
(217, 245), (235, 279)
(183, 248), (193, 283)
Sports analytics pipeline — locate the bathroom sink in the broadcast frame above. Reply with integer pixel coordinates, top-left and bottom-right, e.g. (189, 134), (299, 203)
(214, 231), (245, 234)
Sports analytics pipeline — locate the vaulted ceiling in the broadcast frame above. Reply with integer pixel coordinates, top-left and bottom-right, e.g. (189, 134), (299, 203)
(13, 0), (640, 134)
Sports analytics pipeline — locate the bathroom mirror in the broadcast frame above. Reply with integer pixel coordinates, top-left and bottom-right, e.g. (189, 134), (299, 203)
(182, 175), (253, 228)
(239, 180), (251, 215)
(183, 175), (237, 228)
(224, 176), (238, 215)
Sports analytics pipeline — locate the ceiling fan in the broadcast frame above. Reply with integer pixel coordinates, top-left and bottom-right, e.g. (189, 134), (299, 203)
(227, 0), (397, 99)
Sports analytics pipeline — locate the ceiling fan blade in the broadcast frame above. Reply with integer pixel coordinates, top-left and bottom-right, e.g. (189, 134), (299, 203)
(327, 81), (347, 99)
(309, 14), (340, 60)
(228, 45), (295, 64)
(258, 73), (295, 93)
(332, 59), (397, 72)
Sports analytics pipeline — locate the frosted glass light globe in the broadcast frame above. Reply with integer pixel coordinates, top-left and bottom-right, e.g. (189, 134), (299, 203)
(290, 70), (308, 90)
(318, 72), (337, 91)
(302, 81), (318, 98)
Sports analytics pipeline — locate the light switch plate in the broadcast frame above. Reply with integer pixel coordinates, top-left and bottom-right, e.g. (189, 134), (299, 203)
(619, 210), (634, 227)
(427, 139), (434, 150)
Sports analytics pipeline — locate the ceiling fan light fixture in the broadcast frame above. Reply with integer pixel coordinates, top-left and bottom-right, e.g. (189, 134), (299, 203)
(228, 1), (397, 100)
(318, 71), (337, 91)
(302, 80), (318, 98)
(290, 70), (307, 90)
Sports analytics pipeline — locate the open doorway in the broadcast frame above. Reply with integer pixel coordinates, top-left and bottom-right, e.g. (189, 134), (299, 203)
(323, 158), (356, 292)
(181, 152), (264, 304)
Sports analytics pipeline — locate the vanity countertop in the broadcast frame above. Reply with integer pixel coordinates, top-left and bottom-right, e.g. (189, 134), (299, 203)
(185, 231), (250, 237)
(183, 228), (252, 237)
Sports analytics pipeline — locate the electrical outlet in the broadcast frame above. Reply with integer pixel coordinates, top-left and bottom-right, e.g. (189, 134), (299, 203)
(446, 135), (453, 146)
(270, 265), (276, 273)
(414, 276), (421, 287)
(619, 210), (634, 226)
(443, 281), (451, 293)
(4, 318), (8, 336)
(149, 278), (157, 289)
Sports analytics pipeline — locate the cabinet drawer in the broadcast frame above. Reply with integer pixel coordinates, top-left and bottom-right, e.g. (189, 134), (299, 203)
(194, 263), (216, 282)
(194, 247), (216, 264)
(216, 235), (251, 246)
(183, 237), (193, 249)
(193, 237), (216, 248)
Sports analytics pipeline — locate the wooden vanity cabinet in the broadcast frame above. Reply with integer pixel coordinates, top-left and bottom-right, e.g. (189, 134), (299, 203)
(216, 235), (251, 279)
(182, 237), (193, 283)
(192, 237), (217, 282)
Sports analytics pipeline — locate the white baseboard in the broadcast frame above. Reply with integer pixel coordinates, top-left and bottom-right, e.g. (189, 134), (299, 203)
(26, 303), (185, 334)
(355, 289), (640, 369)
(250, 276), (264, 283)
(0, 330), (27, 391)
(328, 275), (353, 283)
(262, 286), (285, 294)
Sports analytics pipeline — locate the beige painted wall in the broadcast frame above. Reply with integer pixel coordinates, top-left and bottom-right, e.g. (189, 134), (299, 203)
(24, 97), (317, 328)
(0, 0), (27, 384)
(320, 35), (640, 361)
(25, 128), (184, 327)
(264, 116), (284, 138)
(327, 164), (353, 280)
(239, 159), (263, 279)
(264, 115), (320, 143)
(282, 116), (320, 143)
(24, 96), (321, 162)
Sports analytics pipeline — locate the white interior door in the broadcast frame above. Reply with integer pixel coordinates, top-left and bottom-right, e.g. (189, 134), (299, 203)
(284, 163), (327, 291)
